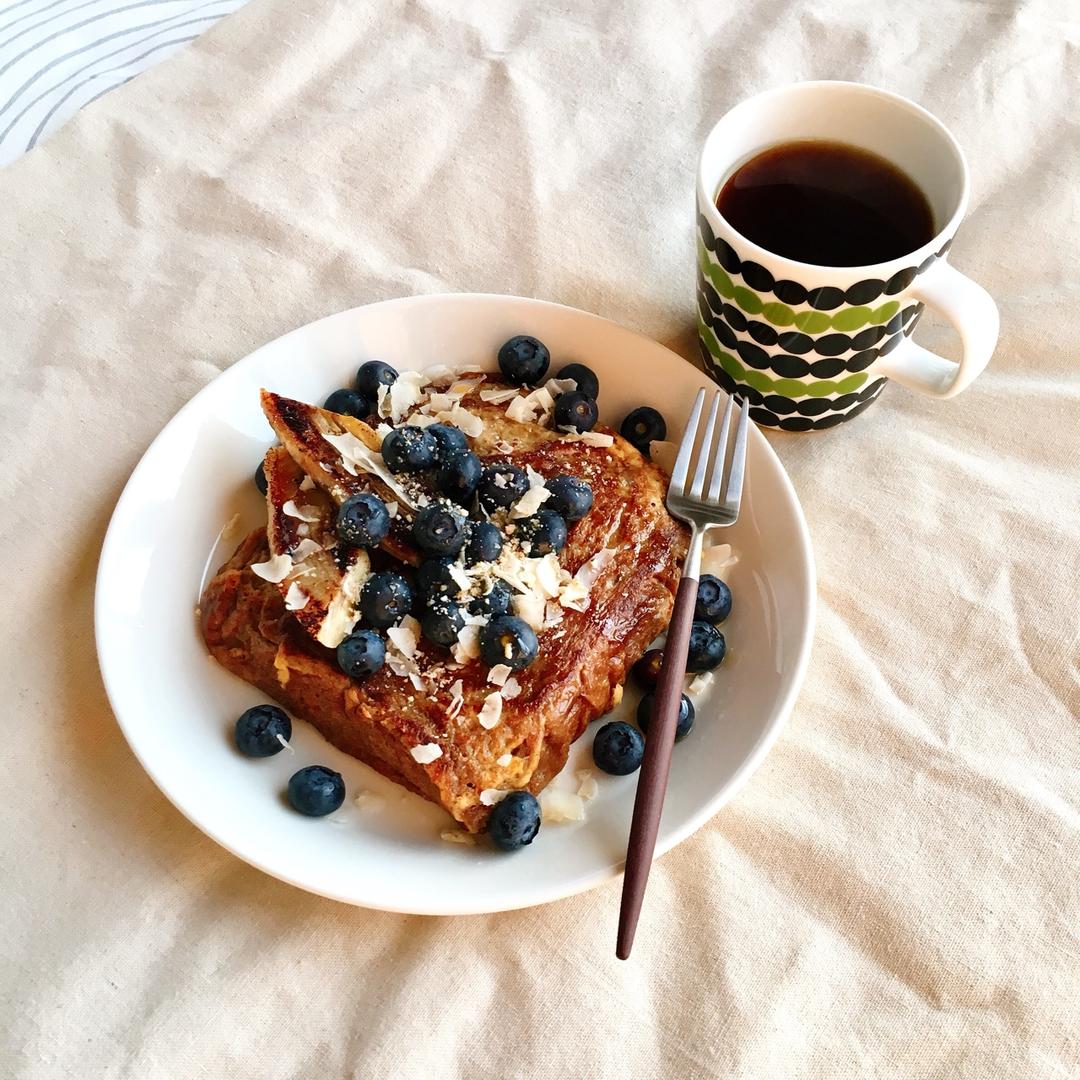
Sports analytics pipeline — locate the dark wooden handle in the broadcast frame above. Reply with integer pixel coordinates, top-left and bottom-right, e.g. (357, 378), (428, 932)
(616, 573), (698, 959)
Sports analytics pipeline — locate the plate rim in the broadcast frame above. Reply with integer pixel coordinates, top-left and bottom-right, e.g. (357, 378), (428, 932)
(94, 292), (817, 914)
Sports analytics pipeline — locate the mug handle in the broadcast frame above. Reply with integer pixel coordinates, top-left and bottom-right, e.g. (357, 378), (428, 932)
(874, 260), (999, 399)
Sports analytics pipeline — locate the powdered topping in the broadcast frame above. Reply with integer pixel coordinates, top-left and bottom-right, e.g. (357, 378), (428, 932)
(284, 582), (309, 611)
(251, 554), (292, 583)
(477, 691), (503, 729)
(410, 743), (442, 764)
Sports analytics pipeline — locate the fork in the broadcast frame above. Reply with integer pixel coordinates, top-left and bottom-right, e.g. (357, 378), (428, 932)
(616, 388), (751, 960)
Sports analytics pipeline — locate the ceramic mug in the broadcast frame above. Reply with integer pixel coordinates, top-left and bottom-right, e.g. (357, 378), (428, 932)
(696, 81), (999, 430)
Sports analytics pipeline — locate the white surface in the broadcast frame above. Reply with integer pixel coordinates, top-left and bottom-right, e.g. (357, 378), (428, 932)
(0, 0), (246, 167)
(95, 293), (816, 914)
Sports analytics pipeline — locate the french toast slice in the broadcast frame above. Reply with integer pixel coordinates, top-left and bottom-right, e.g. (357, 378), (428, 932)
(262, 447), (370, 648)
(202, 379), (688, 832)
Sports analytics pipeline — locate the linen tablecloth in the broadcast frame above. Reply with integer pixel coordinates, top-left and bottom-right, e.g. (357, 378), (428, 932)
(1, 2), (1077, 1076)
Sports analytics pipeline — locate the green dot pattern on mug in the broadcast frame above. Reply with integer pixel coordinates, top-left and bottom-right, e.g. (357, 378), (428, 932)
(698, 240), (902, 331)
(698, 318), (869, 397)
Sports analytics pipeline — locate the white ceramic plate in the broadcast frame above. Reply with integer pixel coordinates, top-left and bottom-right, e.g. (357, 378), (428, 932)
(96, 294), (815, 914)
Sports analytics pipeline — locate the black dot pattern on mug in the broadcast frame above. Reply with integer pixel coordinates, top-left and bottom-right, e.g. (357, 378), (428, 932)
(698, 343), (890, 429)
(698, 277), (921, 372)
(697, 213), (954, 306)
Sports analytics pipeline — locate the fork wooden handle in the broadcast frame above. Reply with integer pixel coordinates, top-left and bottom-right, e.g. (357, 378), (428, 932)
(616, 573), (698, 959)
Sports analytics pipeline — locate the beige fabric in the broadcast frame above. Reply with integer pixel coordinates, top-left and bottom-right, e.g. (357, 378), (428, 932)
(1, 1), (1078, 1076)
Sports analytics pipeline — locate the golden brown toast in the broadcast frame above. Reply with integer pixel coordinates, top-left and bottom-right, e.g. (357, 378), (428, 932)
(201, 377), (688, 831)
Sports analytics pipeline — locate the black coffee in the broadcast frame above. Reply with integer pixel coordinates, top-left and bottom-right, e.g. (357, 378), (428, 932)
(716, 140), (934, 266)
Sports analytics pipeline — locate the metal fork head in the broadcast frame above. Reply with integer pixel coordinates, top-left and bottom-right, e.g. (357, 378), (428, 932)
(666, 389), (750, 560)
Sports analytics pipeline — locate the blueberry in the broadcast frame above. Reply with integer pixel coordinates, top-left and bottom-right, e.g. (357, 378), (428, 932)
(465, 520), (503, 564)
(412, 504), (469, 558)
(287, 765), (346, 817)
(498, 335), (550, 386)
(356, 360), (398, 399)
(620, 406), (667, 453)
(360, 571), (413, 628)
(435, 450), (482, 505)
(636, 692), (695, 741)
(487, 790), (541, 850)
(553, 391), (599, 433)
(516, 509), (568, 556)
(554, 362), (599, 400)
(254, 460), (268, 495)
(477, 465), (529, 512)
(421, 598), (465, 647)
(416, 556), (458, 601)
(335, 493), (390, 548)
(632, 648), (664, 690)
(469, 578), (512, 618)
(687, 621), (726, 672)
(695, 574), (732, 624)
(592, 721), (645, 775)
(479, 615), (539, 670)
(324, 388), (370, 419)
(234, 704), (291, 757)
(427, 422), (469, 460)
(543, 475), (593, 521)
(380, 425), (438, 473)
(336, 628), (385, 678)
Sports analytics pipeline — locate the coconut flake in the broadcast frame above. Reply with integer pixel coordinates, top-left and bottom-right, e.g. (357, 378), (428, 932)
(543, 601), (565, 628)
(477, 691), (503, 730)
(320, 429), (417, 508)
(524, 386), (556, 422)
(387, 621), (419, 660)
(479, 788), (511, 806)
(299, 474), (316, 492)
(354, 791), (387, 812)
(410, 743), (443, 764)
(497, 752), (513, 767)
(544, 377), (577, 397)
(566, 431), (614, 447)
(512, 593), (546, 632)
(421, 364), (457, 387)
(284, 582), (309, 611)
(487, 664), (511, 687)
(649, 440), (678, 474)
(291, 538), (322, 562)
(385, 501), (399, 519)
(500, 677), (521, 700)
(510, 485), (551, 519)
(505, 396), (538, 424)
(448, 561), (471, 592)
(480, 386), (521, 404)
(251, 554), (292, 583)
(446, 402), (484, 438)
(540, 789), (585, 823)
(452, 624), (481, 664)
(389, 370), (427, 423)
(441, 829), (476, 845)
(533, 554), (563, 598)
(283, 499), (322, 523)
(576, 769), (599, 801)
(376, 383), (391, 419)
(688, 671), (716, 698)
(275, 733), (295, 756)
(495, 439), (514, 454)
(447, 679), (466, 719)
(701, 543), (738, 577)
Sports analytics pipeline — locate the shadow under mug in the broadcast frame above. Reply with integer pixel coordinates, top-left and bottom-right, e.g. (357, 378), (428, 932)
(696, 81), (999, 431)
